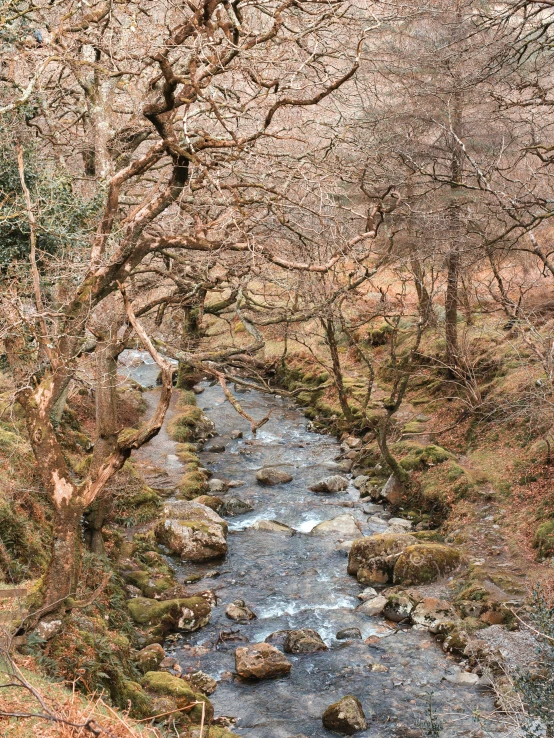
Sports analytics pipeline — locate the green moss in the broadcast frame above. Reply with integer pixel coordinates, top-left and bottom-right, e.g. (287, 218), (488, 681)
(122, 570), (175, 598)
(177, 390), (197, 407)
(399, 444), (453, 471)
(177, 470), (208, 499)
(533, 520), (554, 559)
(413, 530), (445, 543)
(393, 543), (463, 585)
(142, 671), (212, 723)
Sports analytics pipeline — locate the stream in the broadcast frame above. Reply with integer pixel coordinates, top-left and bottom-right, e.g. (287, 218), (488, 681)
(125, 352), (506, 738)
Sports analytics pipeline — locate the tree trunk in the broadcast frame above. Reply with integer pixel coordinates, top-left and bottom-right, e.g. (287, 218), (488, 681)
(42, 500), (84, 609)
(322, 318), (353, 423)
(445, 247), (460, 369)
(445, 7), (464, 372)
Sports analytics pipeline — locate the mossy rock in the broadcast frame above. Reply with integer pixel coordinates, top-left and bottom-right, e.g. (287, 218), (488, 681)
(393, 543), (463, 585)
(194, 495), (223, 512)
(177, 390), (198, 407)
(533, 520), (554, 559)
(190, 729), (241, 738)
(348, 533), (416, 585)
(177, 470), (208, 499)
(119, 680), (154, 719)
(399, 444), (453, 471)
(413, 530), (445, 543)
(121, 570), (175, 598)
(128, 596), (211, 639)
(367, 323), (394, 346)
(142, 671), (213, 724)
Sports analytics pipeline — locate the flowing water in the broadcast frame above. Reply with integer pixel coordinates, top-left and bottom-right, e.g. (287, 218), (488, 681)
(123, 352), (507, 738)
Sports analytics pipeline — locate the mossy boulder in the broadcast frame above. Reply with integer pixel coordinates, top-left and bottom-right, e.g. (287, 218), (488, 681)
(142, 671), (213, 724)
(121, 569), (175, 598)
(177, 469), (208, 499)
(322, 695), (367, 735)
(194, 494), (224, 512)
(156, 500), (228, 561)
(533, 520), (554, 559)
(119, 680), (154, 719)
(393, 544), (463, 585)
(135, 643), (165, 673)
(190, 728), (240, 738)
(167, 406), (215, 443)
(347, 533), (416, 585)
(128, 596), (211, 640)
(398, 443), (453, 471)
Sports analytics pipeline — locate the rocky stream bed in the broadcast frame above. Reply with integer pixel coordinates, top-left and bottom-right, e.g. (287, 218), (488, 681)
(126, 353), (511, 738)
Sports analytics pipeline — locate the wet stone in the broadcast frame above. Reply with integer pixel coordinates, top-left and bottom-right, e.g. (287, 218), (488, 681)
(309, 475), (349, 494)
(251, 519), (296, 536)
(336, 628), (362, 640)
(322, 695), (367, 735)
(264, 630), (289, 649)
(235, 643), (292, 679)
(230, 430), (243, 439)
(225, 599), (257, 623)
(283, 628), (328, 654)
(208, 478), (228, 494)
(256, 467), (293, 485)
(220, 497), (253, 516)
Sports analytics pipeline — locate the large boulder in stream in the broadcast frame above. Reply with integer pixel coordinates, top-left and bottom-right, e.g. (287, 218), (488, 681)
(393, 543), (463, 585)
(128, 596), (211, 641)
(220, 497), (253, 516)
(283, 629), (328, 654)
(235, 643), (292, 679)
(309, 475), (349, 494)
(347, 533), (416, 585)
(156, 501), (227, 561)
(256, 467), (293, 485)
(311, 515), (361, 539)
(322, 695), (367, 735)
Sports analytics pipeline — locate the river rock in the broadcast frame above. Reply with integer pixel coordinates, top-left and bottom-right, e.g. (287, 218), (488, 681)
(206, 443), (226, 453)
(264, 630), (289, 648)
(251, 519), (296, 536)
(135, 643), (165, 673)
(309, 475), (349, 494)
(220, 497), (254, 516)
(228, 479), (246, 488)
(142, 671), (213, 724)
(194, 495), (223, 512)
(322, 695), (367, 735)
(357, 587), (378, 601)
(411, 597), (458, 634)
(381, 474), (404, 505)
(387, 517), (413, 530)
(182, 670), (218, 695)
(383, 593), (415, 622)
(311, 515), (362, 538)
(336, 628), (362, 640)
(208, 478), (228, 494)
(156, 501), (228, 561)
(226, 600), (257, 622)
(230, 430), (243, 439)
(192, 384), (205, 394)
(356, 594), (387, 617)
(256, 467), (293, 485)
(235, 643), (292, 679)
(393, 543), (462, 585)
(128, 596), (211, 640)
(362, 502), (382, 514)
(283, 629), (328, 654)
(347, 533), (416, 585)
(353, 475), (369, 489)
